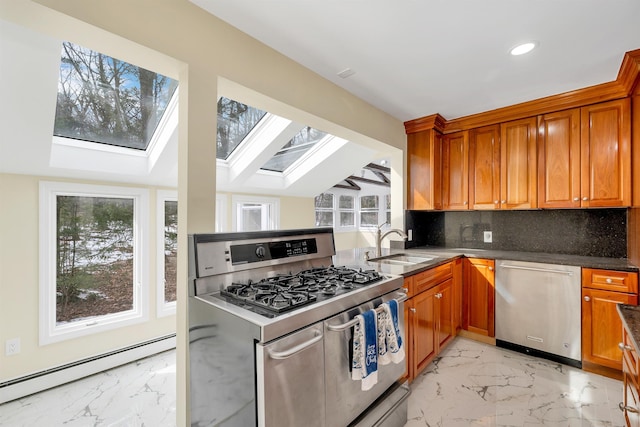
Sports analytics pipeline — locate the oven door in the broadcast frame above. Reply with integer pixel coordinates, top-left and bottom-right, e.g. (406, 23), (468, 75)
(324, 291), (406, 427)
(256, 322), (325, 427)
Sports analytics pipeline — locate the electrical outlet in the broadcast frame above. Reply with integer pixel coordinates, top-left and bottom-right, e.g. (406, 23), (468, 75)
(483, 231), (493, 243)
(408, 229), (413, 241)
(6, 338), (20, 356)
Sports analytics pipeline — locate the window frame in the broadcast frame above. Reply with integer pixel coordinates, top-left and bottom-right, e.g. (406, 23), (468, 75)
(314, 193), (335, 228)
(337, 194), (356, 231)
(156, 190), (177, 318)
(39, 181), (150, 345)
(231, 195), (280, 232)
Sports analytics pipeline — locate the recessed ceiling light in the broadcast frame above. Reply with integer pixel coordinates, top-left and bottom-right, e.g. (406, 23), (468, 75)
(510, 42), (537, 56)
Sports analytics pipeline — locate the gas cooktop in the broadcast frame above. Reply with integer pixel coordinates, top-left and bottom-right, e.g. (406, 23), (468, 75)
(219, 266), (384, 315)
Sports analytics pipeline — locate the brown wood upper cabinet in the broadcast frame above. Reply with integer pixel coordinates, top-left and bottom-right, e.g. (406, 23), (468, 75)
(538, 99), (631, 208)
(537, 108), (581, 208)
(442, 131), (469, 210)
(581, 99), (631, 207)
(468, 118), (537, 210)
(468, 125), (500, 210)
(406, 129), (442, 210)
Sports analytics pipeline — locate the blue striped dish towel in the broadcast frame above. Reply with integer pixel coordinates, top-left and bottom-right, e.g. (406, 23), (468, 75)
(351, 309), (378, 391)
(378, 300), (405, 365)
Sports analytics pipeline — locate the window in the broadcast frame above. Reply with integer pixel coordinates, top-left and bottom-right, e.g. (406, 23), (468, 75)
(314, 193), (334, 227)
(157, 190), (177, 317)
(40, 182), (149, 344)
(359, 195), (380, 227)
(54, 41), (178, 150)
(385, 194), (392, 225)
(232, 196), (279, 231)
(217, 97), (266, 159)
(261, 126), (328, 172)
(338, 195), (355, 228)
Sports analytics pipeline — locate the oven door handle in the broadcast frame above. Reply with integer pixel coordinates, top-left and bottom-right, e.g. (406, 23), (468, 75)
(327, 291), (408, 332)
(267, 331), (323, 360)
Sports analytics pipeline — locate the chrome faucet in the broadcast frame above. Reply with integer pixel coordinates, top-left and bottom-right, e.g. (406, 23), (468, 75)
(375, 222), (408, 257)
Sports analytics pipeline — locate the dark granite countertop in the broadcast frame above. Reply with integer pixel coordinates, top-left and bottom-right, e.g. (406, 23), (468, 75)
(334, 246), (639, 278)
(618, 305), (640, 353)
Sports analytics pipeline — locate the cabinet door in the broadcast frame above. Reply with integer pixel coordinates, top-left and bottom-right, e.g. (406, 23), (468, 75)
(407, 129), (442, 210)
(412, 288), (437, 375)
(469, 125), (500, 210)
(537, 108), (581, 208)
(580, 99), (631, 207)
(582, 288), (638, 370)
(442, 131), (469, 210)
(463, 258), (495, 337)
(436, 279), (454, 350)
(500, 117), (537, 209)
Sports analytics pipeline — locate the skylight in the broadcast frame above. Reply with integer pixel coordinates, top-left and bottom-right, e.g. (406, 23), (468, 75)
(53, 41), (178, 150)
(217, 97), (266, 159)
(260, 127), (328, 172)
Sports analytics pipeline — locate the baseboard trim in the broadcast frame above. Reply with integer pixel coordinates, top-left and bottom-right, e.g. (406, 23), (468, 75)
(458, 330), (496, 346)
(0, 334), (176, 404)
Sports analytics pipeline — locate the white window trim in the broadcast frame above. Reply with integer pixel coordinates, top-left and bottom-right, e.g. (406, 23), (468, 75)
(231, 195), (280, 232)
(216, 194), (227, 232)
(156, 190), (177, 318)
(39, 181), (150, 345)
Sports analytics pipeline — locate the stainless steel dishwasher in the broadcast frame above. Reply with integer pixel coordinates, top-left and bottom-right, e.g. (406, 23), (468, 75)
(495, 260), (582, 367)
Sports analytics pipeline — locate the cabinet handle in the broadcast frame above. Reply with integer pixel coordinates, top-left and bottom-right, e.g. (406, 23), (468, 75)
(488, 267), (494, 271)
(582, 197), (589, 201)
(619, 402), (639, 413)
(463, 201), (468, 205)
(619, 342), (633, 351)
(584, 296), (591, 302)
(501, 200), (506, 204)
(573, 197), (580, 201)
(435, 293), (442, 299)
(409, 308), (417, 313)
(606, 278), (613, 284)
(494, 200), (499, 204)
(402, 287), (409, 293)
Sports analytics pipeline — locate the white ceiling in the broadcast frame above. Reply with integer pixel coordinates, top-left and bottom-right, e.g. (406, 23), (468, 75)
(191, 0), (640, 122)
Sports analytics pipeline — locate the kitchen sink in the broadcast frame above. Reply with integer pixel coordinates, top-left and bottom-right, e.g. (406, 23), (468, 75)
(369, 253), (437, 265)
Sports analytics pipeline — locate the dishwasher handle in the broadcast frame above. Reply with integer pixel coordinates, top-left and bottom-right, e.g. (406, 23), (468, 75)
(267, 331), (323, 360)
(499, 264), (574, 276)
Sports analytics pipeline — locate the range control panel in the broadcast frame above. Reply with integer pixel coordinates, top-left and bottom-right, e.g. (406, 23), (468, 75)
(230, 238), (318, 265)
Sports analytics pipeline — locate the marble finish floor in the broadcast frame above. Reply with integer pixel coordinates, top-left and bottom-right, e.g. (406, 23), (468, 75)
(0, 337), (625, 426)
(407, 338), (625, 427)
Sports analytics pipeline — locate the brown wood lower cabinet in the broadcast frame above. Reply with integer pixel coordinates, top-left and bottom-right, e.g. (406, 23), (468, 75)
(582, 268), (638, 378)
(462, 258), (495, 337)
(621, 325), (640, 426)
(405, 261), (461, 382)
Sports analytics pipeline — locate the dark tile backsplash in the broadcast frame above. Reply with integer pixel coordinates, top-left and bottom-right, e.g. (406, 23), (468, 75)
(405, 209), (628, 258)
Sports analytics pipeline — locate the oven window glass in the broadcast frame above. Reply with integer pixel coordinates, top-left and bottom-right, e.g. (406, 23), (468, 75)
(39, 181), (149, 344)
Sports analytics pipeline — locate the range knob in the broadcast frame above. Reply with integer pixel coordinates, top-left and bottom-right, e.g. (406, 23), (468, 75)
(255, 246), (266, 259)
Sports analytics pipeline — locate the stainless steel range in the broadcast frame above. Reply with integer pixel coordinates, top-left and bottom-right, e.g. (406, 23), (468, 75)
(188, 228), (409, 427)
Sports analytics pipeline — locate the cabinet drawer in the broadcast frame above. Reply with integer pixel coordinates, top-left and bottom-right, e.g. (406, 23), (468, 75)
(413, 263), (453, 295)
(582, 268), (638, 293)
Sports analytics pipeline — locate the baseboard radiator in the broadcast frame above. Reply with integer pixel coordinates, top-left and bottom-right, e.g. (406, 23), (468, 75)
(0, 334), (176, 404)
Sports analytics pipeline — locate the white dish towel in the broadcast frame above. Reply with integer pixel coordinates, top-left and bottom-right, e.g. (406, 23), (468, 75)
(377, 299), (405, 365)
(351, 309), (378, 391)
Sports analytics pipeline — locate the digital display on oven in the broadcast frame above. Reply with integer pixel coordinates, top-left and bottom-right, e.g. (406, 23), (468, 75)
(229, 238), (318, 264)
(269, 238), (317, 259)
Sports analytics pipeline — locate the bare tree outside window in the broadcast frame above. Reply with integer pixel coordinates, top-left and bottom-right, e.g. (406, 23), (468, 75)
(217, 97), (266, 159)
(164, 200), (177, 303)
(56, 196), (134, 324)
(54, 41), (178, 150)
